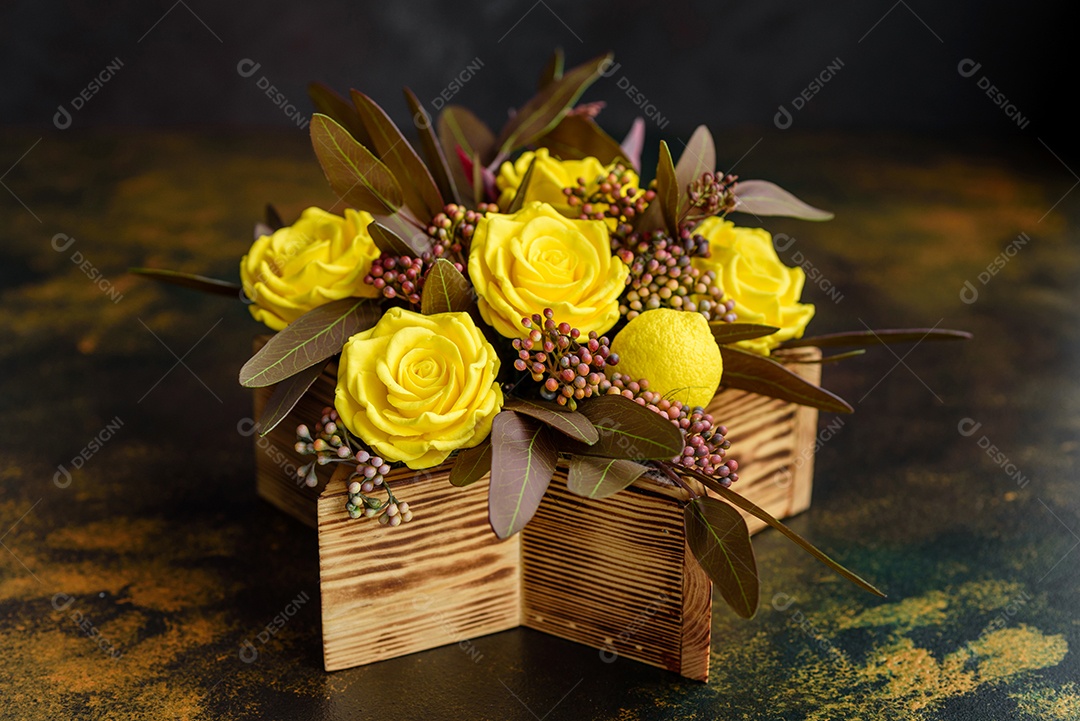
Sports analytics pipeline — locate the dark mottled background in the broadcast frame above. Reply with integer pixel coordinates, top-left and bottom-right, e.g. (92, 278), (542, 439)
(2, 1), (1079, 720)
(0, 0), (1071, 147)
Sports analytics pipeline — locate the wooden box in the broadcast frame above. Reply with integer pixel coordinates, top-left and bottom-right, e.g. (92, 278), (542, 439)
(253, 346), (822, 680)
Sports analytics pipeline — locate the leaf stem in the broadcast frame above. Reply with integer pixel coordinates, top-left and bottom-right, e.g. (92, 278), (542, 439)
(656, 462), (699, 500)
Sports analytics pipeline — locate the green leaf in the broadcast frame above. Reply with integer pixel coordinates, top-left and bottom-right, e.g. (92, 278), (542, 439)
(503, 398), (599, 445)
(239, 298), (381, 388)
(450, 440), (492, 487)
(566, 455), (648, 499)
(351, 90), (444, 219)
(403, 86), (461, 205)
(567, 395), (685, 461)
(421, 259), (474, 314)
(539, 115), (627, 166)
(732, 180), (833, 221)
(493, 52), (613, 165)
(780, 328), (973, 349)
(308, 82), (372, 148)
(310, 114), (403, 214)
(685, 497), (759, 618)
(505, 156), (537, 214)
(129, 268), (241, 298)
(255, 358), (330, 436)
(683, 467), (886, 598)
(369, 213), (432, 257)
(488, 411), (558, 538)
(720, 345), (853, 414)
(674, 125), (716, 196)
(537, 48), (564, 90)
(710, 322), (780, 345)
(655, 140), (681, 233)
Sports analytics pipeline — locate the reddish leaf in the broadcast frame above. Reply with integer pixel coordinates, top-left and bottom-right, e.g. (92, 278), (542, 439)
(675, 125), (716, 196)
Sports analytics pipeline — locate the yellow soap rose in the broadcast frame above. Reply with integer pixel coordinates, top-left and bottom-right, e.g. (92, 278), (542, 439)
(468, 201), (628, 338)
(496, 148), (639, 217)
(693, 218), (815, 355)
(335, 307), (503, 469)
(240, 207), (380, 331)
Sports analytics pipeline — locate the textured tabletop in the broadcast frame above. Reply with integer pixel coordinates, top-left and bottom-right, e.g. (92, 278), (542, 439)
(0, 129), (1077, 720)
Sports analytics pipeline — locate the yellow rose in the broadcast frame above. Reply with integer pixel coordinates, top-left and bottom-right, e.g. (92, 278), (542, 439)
(240, 207), (380, 331)
(335, 307), (503, 469)
(496, 148), (639, 217)
(468, 201), (628, 338)
(693, 218), (815, 355)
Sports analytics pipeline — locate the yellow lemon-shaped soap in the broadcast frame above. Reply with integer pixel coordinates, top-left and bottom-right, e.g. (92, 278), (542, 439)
(610, 309), (723, 409)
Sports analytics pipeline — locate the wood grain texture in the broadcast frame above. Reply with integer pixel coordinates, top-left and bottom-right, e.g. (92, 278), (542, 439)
(318, 463), (521, 671)
(267, 344), (824, 679)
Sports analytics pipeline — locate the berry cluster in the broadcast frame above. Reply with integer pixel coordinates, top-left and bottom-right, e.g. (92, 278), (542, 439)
(294, 407), (413, 526)
(612, 230), (737, 322)
(512, 309), (619, 411)
(603, 374), (740, 486)
(363, 202), (497, 306)
(564, 164), (655, 225)
(685, 171), (739, 221)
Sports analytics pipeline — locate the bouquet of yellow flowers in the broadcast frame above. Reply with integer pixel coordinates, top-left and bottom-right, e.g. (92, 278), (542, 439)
(134, 51), (967, 619)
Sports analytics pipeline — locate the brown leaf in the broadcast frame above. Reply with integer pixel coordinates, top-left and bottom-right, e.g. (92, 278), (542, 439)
(493, 52), (613, 165)
(674, 125), (716, 196)
(255, 359), (330, 436)
(780, 328), (972, 349)
(351, 90), (444, 219)
(310, 114), (402, 214)
(567, 395), (684, 460)
(539, 115), (626, 165)
(685, 497), (759, 618)
(566, 455), (648, 499)
(239, 298), (381, 388)
(308, 82), (372, 147)
(720, 345), (853, 414)
(488, 411), (558, 538)
(710, 322), (780, 345)
(129, 268), (241, 298)
(449, 440), (492, 487)
(503, 398), (599, 444)
(421, 259), (474, 314)
(403, 86), (461, 205)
